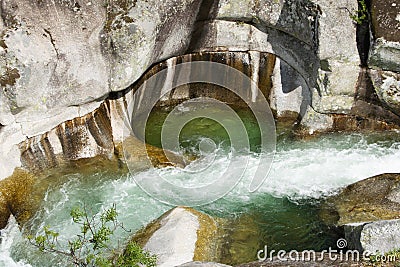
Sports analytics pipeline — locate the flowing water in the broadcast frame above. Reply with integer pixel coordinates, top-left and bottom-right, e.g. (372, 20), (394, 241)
(1, 107), (400, 266)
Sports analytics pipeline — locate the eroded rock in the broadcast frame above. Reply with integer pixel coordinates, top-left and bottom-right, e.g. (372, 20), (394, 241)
(1, 0), (398, 180)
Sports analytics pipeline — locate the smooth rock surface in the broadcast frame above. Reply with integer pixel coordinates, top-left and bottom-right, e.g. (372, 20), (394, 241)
(132, 207), (221, 267)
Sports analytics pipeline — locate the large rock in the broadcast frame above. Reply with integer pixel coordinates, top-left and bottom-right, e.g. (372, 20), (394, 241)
(370, 70), (400, 116)
(0, 0), (108, 134)
(323, 173), (400, 226)
(345, 219), (400, 254)
(131, 207), (222, 267)
(369, 39), (400, 72)
(0, 0), (201, 178)
(310, 0), (359, 114)
(131, 206), (265, 266)
(370, 0), (400, 42)
(369, 0), (400, 71)
(0, 0), (387, 178)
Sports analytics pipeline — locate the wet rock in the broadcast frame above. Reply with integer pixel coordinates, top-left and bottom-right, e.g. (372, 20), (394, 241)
(0, 155), (131, 229)
(0, 169), (39, 228)
(323, 173), (400, 226)
(18, 103), (115, 173)
(116, 135), (185, 171)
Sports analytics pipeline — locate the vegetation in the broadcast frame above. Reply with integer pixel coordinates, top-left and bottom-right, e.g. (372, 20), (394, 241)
(27, 204), (157, 267)
(349, 0), (369, 25)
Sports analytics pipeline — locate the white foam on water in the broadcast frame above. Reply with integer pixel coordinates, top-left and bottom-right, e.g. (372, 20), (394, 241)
(3, 133), (400, 265)
(0, 216), (31, 267)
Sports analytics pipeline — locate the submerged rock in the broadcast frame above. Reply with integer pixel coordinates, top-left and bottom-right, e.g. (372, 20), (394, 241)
(0, 156), (127, 229)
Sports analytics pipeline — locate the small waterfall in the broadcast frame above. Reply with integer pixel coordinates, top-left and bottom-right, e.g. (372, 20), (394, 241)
(13, 51), (400, 177)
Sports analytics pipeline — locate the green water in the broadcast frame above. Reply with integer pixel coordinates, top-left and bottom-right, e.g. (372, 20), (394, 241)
(142, 106), (262, 153)
(2, 107), (400, 266)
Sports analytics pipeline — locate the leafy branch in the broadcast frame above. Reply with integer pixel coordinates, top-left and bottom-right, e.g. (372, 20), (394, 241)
(339, 0), (369, 25)
(27, 204), (157, 267)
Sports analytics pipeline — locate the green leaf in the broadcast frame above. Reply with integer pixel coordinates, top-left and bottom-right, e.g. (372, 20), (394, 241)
(100, 206), (118, 223)
(68, 239), (83, 251)
(70, 207), (85, 223)
(26, 203), (157, 267)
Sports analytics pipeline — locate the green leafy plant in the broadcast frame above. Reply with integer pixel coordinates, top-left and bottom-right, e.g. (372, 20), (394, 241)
(349, 0), (368, 25)
(27, 204), (157, 267)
